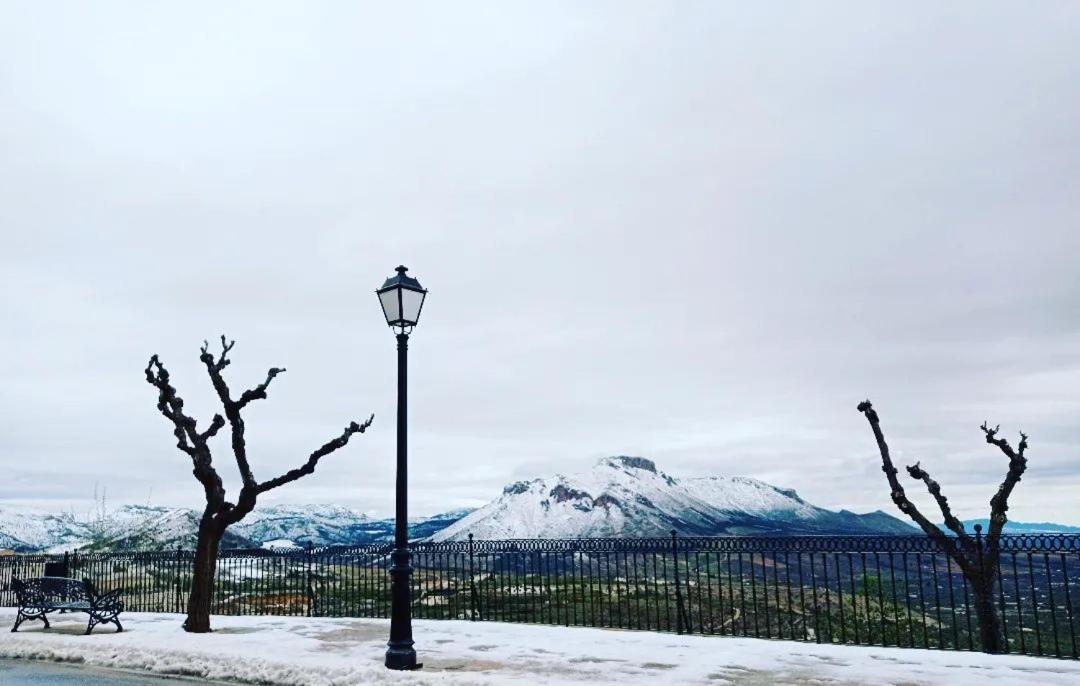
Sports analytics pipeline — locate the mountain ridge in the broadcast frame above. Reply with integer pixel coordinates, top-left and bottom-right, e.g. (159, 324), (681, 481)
(432, 456), (918, 541)
(0, 504), (471, 553)
(955, 518), (1080, 535)
(6, 456), (1075, 552)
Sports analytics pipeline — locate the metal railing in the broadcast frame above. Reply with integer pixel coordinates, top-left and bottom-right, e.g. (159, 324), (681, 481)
(2, 533), (1077, 658)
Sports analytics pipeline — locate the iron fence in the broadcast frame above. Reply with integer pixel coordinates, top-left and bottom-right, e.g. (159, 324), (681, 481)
(2, 533), (1078, 658)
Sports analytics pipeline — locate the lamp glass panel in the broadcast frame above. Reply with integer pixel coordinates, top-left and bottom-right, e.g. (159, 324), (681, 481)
(400, 288), (426, 324)
(379, 288), (401, 324)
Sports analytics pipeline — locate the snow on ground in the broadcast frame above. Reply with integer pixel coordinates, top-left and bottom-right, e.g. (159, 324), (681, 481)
(2, 609), (1079, 685)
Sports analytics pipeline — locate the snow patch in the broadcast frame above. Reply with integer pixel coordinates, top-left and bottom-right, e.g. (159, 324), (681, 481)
(1, 610), (1077, 686)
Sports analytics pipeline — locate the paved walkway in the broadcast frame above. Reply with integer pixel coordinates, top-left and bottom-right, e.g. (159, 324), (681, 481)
(0, 659), (193, 684)
(4, 610), (1080, 685)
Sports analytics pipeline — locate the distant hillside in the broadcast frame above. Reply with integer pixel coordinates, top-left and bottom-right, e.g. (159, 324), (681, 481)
(432, 456), (916, 541)
(0, 504), (473, 553)
(957, 519), (1080, 534)
(8, 458), (1071, 553)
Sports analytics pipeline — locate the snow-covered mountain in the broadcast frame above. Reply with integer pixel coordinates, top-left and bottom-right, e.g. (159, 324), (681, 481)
(0, 504), (472, 552)
(8, 457), (1071, 552)
(431, 456), (916, 541)
(0, 508), (88, 553)
(229, 505), (376, 548)
(231, 505), (476, 548)
(91, 505), (255, 551)
(0, 504), (258, 552)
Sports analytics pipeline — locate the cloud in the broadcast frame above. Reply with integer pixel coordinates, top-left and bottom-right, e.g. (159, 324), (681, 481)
(1, 2), (1078, 523)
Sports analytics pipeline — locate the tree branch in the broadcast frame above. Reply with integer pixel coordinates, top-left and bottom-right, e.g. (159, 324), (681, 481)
(200, 414), (226, 442)
(145, 354), (226, 507)
(906, 461), (970, 540)
(145, 356), (199, 454)
(983, 422), (1029, 541)
(857, 401), (958, 552)
(257, 415), (374, 495)
(217, 486), (258, 529)
(147, 340), (374, 537)
(197, 337), (263, 489)
(200, 335), (235, 373)
(199, 337), (236, 408)
(237, 367), (286, 409)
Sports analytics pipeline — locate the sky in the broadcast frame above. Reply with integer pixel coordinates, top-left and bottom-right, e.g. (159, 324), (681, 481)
(1, 2), (1079, 524)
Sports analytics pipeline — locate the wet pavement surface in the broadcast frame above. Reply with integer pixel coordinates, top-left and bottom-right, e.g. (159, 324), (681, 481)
(0, 660), (194, 684)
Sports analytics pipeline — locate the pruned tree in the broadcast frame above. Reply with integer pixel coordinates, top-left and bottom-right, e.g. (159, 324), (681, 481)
(145, 336), (373, 633)
(857, 400), (1027, 654)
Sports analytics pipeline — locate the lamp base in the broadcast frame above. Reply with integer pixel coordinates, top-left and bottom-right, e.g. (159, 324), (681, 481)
(385, 643), (421, 671)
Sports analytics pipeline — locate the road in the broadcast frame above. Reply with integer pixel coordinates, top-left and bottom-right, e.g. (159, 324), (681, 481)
(0, 660), (214, 684)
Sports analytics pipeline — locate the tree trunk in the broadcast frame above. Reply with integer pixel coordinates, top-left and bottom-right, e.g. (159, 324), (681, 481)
(185, 514), (222, 633)
(970, 571), (1006, 654)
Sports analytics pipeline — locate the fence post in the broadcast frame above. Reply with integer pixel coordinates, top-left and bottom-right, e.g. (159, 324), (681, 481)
(974, 523), (984, 564)
(174, 545), (183, 614)
(973, 523), (993, 653)
(306, 543), (315, 618)
(468, 534), (478, 621)
(672, 530), (685, 635)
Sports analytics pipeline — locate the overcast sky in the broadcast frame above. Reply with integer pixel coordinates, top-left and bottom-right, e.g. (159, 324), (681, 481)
(2, 2), (1078, 524)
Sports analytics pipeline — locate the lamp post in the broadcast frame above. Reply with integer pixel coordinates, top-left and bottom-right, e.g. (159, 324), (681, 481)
(376, 265), (427, 671)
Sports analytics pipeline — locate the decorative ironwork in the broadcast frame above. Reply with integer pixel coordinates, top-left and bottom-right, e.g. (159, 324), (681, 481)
(10, 576), (124, 635)
(2, 533), (1077, 658)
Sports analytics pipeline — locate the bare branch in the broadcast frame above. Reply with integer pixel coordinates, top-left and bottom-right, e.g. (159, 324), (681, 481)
(196, 337), (286, 490)
(200, 414), (226, 442)
(218, 486), (258, 528)
(197, 336), (257, 488)
(983, 422), (1029, 540)
(145, 355), (199, 453)
(199, 344), (234, 408)
(906, 461), (969, 540)
(145, 354), (226, 507)
(981, 422), (1018, 459)
(199, 335), (235, 372)
(857, 400), (957, 551)
(237, 367), (286, 409)
(257, 415), (374, 494)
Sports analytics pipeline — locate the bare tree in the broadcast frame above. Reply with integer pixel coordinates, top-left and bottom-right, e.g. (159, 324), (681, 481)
(145, 336), (373, 633)
(857, 400), (1027, 653)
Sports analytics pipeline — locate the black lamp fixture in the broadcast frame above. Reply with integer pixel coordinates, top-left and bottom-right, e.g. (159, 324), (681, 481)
(376, 265), (426, 671)
(377, 265), (427, 331)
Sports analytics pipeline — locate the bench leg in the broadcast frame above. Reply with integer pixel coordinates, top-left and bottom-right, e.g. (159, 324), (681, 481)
(85, 617), (97, 635)
(85, 614), (123, 635)
(11, 611), (49, 632)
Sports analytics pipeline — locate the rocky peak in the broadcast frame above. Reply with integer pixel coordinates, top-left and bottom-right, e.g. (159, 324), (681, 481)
(604, 456), (657, 473)
(549, 484), (592, 503)
(503, 480), (535, 496)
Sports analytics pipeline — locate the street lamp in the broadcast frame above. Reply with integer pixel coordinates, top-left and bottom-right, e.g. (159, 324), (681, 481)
(376, 265), (427, 671)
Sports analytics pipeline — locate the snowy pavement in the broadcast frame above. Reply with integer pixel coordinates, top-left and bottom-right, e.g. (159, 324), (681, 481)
(2, 610), (1080, 685)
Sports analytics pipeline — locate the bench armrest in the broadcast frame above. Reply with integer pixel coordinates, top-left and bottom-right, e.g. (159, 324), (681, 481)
(92, 588), (124, 611)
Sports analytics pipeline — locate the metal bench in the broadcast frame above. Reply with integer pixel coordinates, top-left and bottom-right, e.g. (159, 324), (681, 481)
(11, 576), (124, 635)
